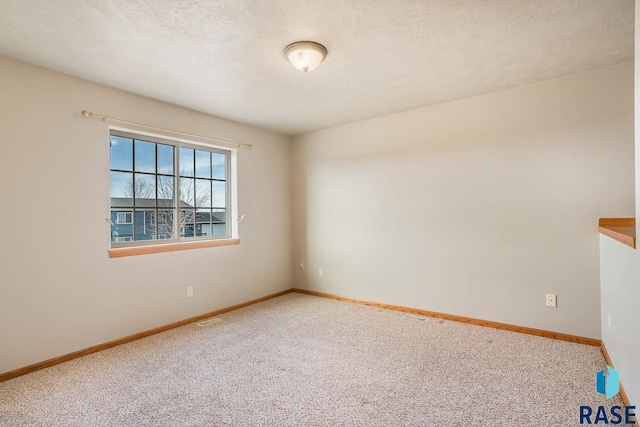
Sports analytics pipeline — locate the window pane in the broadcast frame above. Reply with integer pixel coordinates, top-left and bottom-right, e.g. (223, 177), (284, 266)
(212, 152), (226, 180)
(195, 179), (212, 208)
(195, 150), (211, 178)
(111, 171), (133, 207)
(134, 174), (156, 206)
(110, 209), (133, 242)
(134, 209), (156, 241)
(212, 209), (227, 237)
(157, 144), (174, 175)
(180, 148), (194, 177)
(180, 209), (196, 238)
(180, 177), (195, 207)
(157, 175), (175, 207)
(196, 209), (211, 237)
(134, 140), (156, 173)
(212, 181), (226, 208)
(156, 209), (174, 240)
(110, 136), (133, 171)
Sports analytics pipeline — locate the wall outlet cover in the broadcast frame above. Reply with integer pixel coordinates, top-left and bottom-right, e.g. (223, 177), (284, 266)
(545, 293), (557, 307)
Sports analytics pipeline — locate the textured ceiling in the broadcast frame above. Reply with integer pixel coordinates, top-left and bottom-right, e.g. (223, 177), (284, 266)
(0, 0), (634, 135)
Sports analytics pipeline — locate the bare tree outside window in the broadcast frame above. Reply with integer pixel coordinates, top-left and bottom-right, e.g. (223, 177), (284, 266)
(121, 171), (221, 239)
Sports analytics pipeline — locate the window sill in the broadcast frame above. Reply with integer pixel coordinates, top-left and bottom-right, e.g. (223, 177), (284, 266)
(108, 238), (240, 258)
(598, 218), (636, 249)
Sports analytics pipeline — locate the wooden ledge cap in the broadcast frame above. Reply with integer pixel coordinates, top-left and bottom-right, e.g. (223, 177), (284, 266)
(598, 218), (635, 249)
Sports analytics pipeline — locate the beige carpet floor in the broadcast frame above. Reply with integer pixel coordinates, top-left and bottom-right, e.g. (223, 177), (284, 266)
(0, 293), (622, 426)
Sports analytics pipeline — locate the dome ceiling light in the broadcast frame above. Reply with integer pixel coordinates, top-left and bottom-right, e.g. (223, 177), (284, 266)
(283, 41), (328, 73)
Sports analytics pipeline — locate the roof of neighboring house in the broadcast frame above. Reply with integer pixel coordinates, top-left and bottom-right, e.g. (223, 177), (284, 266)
(195, 211), (226, 224)
(110, 198), (193, 208)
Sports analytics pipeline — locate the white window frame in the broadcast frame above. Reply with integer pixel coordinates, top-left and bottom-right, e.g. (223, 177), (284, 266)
(109, 128), (236, 251)
(116, 211), (133, 225)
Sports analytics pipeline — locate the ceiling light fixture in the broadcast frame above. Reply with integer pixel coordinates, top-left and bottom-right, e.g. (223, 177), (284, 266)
(283, 41), (328, 73)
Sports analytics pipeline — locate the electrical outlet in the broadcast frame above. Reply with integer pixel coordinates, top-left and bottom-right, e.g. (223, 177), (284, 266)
(319, 268), (324, 278)
(545, 293), (557, 308)
(187, 286), (193, 298)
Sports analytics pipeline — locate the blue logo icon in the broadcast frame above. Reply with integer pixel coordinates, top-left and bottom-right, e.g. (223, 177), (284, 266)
(596, 366), (620, 399)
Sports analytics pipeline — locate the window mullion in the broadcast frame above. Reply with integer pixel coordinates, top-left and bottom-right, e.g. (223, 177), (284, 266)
(132, 140), (137, 242)
(226, 152), (230, 237)
(175, 144), (180, 242)
(155, 143), (158, 241)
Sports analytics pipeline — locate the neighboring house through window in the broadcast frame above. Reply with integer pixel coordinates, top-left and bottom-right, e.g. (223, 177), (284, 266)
(109, 130), (231, 247)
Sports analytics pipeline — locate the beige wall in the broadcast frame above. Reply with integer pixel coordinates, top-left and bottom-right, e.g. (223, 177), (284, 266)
(292, 61), (634, 340)
(598, 0), (640, 408)
(0, 57), (292, 375)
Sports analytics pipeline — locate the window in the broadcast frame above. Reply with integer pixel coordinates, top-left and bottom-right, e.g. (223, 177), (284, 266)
(116, 211), (133, 224)
(109, 130), (231, 249)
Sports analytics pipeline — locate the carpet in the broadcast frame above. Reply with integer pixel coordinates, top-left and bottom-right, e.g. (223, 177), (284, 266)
(0, 293), (622, 426)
